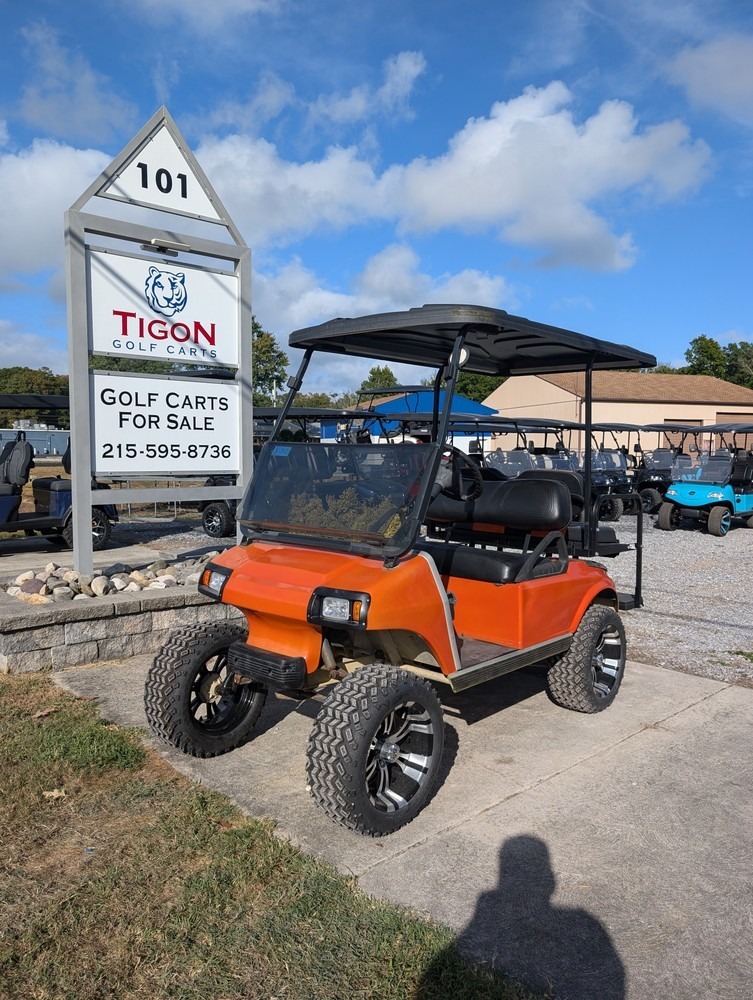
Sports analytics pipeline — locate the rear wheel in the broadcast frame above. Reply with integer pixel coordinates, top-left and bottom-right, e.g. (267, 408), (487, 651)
(639, 487), (663, 514)
(657, 501), (680, 531)
(202, 502), (235, 538)
(546, 605), (626, 713)
(144, 623), (266, 757)
(708, 505), (731, 537)
(62, 508), (112, 549)
(306, 664), (445, 837)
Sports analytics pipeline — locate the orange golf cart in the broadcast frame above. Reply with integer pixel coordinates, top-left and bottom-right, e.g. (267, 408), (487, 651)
(145, 304), (655, 836)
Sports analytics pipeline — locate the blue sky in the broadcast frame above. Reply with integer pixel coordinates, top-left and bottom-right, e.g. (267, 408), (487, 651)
(1, 0), (752, 392)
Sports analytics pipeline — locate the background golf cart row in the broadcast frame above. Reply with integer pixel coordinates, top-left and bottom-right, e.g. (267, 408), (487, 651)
(196, 413), (753, 538)
(0, 431), (117, 550)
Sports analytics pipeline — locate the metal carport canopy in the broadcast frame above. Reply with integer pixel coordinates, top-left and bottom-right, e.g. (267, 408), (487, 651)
(289, 304), (657, 375)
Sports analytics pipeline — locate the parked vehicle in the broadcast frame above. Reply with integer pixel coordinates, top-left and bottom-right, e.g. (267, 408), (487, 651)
(631, 423), (699, 513)
(144, 304), (655, 836)
(0, 434), (118, 550)
(658, 423), (753, 536)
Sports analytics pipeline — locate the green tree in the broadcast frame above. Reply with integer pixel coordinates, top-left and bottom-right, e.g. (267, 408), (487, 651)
(0, 366), (70, 428)
(684, 335), (726, 378)
(359, 365), (398, 393)
(252, 317), (289, 405)
(295, 391), (337, 408)
(454, 372), (506, 404)
(89, 355), (180, 374)
(650, 363), (684, 373)
(724, 341), (753, 389)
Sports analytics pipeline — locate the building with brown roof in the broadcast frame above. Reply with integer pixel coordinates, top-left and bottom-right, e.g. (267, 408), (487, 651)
(483, 372), (753, 436)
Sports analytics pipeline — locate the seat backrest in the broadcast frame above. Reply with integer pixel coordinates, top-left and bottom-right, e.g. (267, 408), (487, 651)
(61, 438), (71, 474)
(0, 439), (15, 483)
(3, 435), (34, 488)
(427, 477), (572, 533)
(730, 460), (753, 485)
(517, 468), (585, 513)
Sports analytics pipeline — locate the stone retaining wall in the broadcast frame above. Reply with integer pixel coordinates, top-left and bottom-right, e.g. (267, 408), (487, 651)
(0, 587), (243, 674)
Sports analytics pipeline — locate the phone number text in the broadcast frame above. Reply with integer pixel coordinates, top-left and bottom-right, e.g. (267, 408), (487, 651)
(101, 443), (233, 460)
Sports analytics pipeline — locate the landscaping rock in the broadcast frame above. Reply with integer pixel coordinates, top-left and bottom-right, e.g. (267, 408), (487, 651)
(91, 576), (111, 597)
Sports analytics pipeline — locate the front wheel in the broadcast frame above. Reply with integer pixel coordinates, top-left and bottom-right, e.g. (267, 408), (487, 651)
(707, 505), (731, 537)
(639, 487), (663, 514)
(657, 501), (680, 531)
(306, 664), (445, 837)
(599, 496), (623, 521)
(144, 623), (266, 757)
(546, 605), (626, 713)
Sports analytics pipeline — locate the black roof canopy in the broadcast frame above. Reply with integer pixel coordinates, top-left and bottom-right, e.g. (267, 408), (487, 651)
(290, 304), (656, 376)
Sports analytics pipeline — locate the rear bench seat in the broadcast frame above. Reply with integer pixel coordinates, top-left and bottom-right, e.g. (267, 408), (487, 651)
(417, 478), (572, 584)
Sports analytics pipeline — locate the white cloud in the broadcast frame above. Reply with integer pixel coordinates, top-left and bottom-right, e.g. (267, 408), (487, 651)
(199, 81), (709, 270)
(126, 0), (284, 31)
(197, 135), (383, 245)
(384, 82), (710, 269)
(253, 244), (512, 337)
(184, 73), (297, 136)
(667, 35), (753, 127)
(310, 51), (427, 127)
(0, 140), (110, 274)
(0, 321), (68, 373)
(0, 80), (711, 295)
(19, 23), (137, 143)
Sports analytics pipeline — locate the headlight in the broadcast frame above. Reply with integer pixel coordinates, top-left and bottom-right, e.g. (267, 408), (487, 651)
(308, 588), (370, 628)
(198, 562), (233, 599)
(707, 491), (724, 499)
(321, 596), (352, 621)
(666, 489), (677, 497)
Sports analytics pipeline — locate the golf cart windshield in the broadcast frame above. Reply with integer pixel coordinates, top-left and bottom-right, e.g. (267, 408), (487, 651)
(590, 450), (628, 473)
(671, 454), (732, 482)
(239, 441), (436, 556)
(642, 448), (675, 471)
(485, 449), (535, 477)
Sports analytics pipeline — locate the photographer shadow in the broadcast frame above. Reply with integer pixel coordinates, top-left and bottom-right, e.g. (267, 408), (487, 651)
(417, 835), (625, 1000)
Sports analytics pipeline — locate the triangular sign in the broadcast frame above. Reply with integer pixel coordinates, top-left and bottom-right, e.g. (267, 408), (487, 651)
(73, 107), (234, 231)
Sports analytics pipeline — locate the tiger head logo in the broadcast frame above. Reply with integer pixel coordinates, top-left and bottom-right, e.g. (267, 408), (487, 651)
(144, 266), (188, 317)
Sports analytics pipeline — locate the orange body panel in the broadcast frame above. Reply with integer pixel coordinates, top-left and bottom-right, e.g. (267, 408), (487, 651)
(212, 542), (458, 675)
(211, 541), (615, 676)
(448, 560), (615, 648)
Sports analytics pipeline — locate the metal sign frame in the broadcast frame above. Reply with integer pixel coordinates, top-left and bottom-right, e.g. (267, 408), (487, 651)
(66, 107), (252, 575)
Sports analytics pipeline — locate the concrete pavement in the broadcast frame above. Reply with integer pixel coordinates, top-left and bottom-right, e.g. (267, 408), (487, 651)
(54, 656), (753, 1000)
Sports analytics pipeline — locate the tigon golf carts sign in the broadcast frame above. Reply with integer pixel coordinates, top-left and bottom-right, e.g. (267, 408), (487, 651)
(88, 249), (239, 367)
(90, 372), (240, 476)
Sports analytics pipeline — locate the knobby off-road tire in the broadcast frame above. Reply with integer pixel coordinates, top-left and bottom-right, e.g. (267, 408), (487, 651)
(599, 496), (623, 522)
(707, 505), (731, 537)
(546, 605), (626, 714)
(202, 502), (235, 538)
(144, 623), (266, 757)
(62, 508), (111, 550)
(639, 487), (663, 515)
(306, 664), (445, 837)
(657, 501), (680, 531)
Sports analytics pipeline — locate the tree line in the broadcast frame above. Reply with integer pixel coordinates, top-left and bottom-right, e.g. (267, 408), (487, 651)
(3, 328), (751, 428)
(655, 335), (753, 388)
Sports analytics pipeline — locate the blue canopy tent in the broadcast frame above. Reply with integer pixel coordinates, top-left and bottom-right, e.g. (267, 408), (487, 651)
(320, 390), (497, 446)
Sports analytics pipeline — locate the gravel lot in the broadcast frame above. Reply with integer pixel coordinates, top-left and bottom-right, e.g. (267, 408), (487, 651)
(110, 511), (753, 687)
(599, 514), (753, 686)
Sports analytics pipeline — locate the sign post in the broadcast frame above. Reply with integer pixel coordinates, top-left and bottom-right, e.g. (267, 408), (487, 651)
(66, 107), (252, 575)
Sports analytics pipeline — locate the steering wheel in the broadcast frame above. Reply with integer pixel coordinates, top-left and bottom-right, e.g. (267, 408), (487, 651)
(434, 446), (484, 501)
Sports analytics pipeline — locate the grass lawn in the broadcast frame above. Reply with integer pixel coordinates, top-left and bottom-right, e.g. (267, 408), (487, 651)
(0, 674), (538, 1000)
